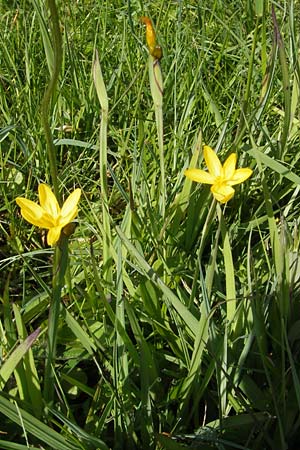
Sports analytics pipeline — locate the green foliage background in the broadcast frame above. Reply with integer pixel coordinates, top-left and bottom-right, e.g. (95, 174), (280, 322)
(1, 0), (300, 449)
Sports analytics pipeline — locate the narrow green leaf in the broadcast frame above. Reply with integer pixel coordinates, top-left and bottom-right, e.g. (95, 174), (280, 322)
(248, 148), (300, 185)
(31, 0), (54, 74)
(62, 307), (96, 355)
(93, 49), (113, 289)
(115, 225), (198, 337)
(0, 328), (40, 389)
(13, 304), (42, 418)
(93, 50), (108, 111)
(0, 395), (82, 450)
(49, 407), (109, 450)
(272, 6), (291, 153)
(0, 442), (41, 450)
(255, 0), (264, 17)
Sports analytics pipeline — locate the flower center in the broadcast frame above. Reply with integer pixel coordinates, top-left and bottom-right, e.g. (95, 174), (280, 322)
(214, 176), (226, 185)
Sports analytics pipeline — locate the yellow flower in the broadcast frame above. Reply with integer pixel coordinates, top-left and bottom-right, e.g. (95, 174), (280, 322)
(141, 16), (163, 60)
(185, 145), (252, 203)
(16, 184), (81, 245)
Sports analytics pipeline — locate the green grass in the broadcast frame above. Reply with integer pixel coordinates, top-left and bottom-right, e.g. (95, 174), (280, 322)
(1, 0), (300, 449)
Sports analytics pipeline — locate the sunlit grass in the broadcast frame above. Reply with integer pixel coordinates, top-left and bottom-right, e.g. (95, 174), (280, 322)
(1, 1), (300, 449)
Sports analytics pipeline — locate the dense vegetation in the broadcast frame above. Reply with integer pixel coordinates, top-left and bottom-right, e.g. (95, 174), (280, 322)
(1, 1), (300, 449)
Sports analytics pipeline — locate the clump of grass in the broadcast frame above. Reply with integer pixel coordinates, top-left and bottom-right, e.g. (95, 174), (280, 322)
(1, 1), (300, 449)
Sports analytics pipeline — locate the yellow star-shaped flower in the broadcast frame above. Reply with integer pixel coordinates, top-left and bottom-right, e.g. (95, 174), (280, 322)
(16, 184), (81, 245)
(185, 145), (252, 203)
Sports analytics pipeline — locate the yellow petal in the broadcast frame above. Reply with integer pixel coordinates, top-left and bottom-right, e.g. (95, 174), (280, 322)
(204, 145), (222, 178)
(60, 188), (81, 226)
(38, 184), (60, 219)
(223, 153), (237, 180)
(16, 197), (55, 228)
(228, 168), (253, 186)
(211, 184), (235, 203)
(59, 208), (78, 229)
(47, 226), (63, 246)
(184, 168), (216, 185)
(141, 16), (156, 52)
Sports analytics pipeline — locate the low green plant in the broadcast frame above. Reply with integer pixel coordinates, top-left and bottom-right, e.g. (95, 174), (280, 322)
(1, 1), (300, 449)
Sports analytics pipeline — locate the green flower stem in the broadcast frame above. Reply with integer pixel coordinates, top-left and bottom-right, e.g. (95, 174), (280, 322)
(148, 56), (166, 279)
(217, 204), (236, 330)
(44, 235), (69, 405)
(148, 56), (165, 217)
(40, 0), (64, 406)
(188, 198), (217, 309)
(40, 0), (62, 201)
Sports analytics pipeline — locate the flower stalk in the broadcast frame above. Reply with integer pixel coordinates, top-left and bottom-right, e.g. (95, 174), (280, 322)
(141, 17), (165, 217)
(38, 0), (63, 406)
(44, 234), (69, 404)
(40, 0), (62, 200)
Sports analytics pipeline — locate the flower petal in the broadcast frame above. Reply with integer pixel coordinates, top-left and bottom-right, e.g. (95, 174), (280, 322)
(204, 146), (222, 178)
(184, 168), (216, 185)
(141, 16), (156, 53)
(211, 183), (235, 203)
(60, 189), (81, 223)
(223, 153), (237, 180)
(228, 168), (253, 186)
(38, 184), (60, 219)
(47, 226), (63, 246)
(59, 207), (78, 229)
(16, 197), (55, 228)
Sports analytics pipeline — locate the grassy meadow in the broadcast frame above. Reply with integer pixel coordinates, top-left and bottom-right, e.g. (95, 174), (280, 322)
(1, 0), (300, 449)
